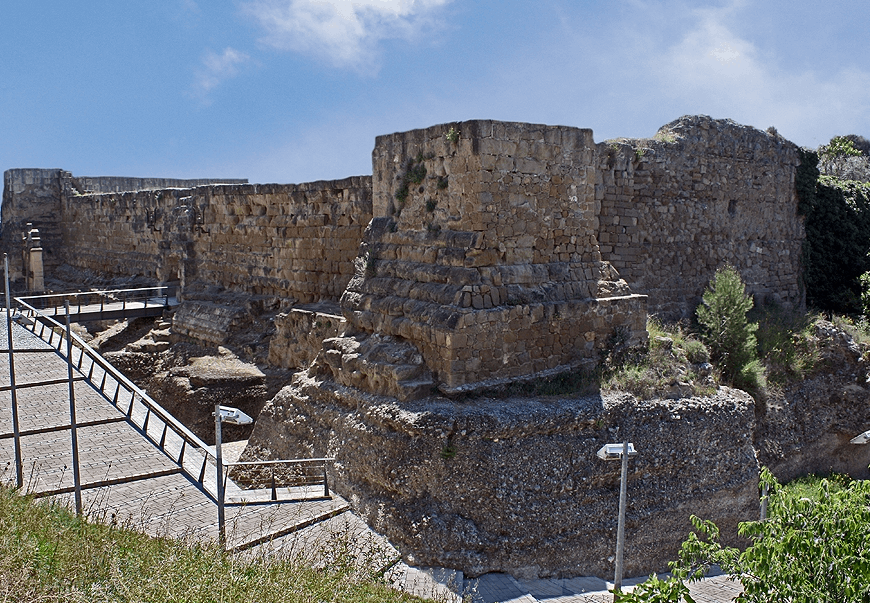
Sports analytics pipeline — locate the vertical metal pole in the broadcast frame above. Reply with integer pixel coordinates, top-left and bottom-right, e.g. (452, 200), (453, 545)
(215, 402), (225, 547)
(4, 255), (23, 488)
(613, 441), (629, 595)
(65, 302), (83, 517)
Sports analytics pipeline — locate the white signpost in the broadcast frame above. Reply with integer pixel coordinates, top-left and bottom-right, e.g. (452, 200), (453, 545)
(597, 441), (638, 596)
(214, 404), (253, 546)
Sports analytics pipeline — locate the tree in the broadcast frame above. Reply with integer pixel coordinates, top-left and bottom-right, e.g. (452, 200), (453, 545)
(695, 265), (763, 392)
(615, 469), (870, 602)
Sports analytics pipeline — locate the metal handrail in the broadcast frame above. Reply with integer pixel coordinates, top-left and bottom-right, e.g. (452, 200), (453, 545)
(229, 457), (334, 467)
(225, 457), (335, 500)
(16, 285), (172, 302)
(16, 287), (172, 316)
(12, 297), (219, 496)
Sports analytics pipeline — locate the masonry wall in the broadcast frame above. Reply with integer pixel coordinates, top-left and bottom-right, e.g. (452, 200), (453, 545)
(341, 120), (647, 392)
(2, 169), (65, 276)
(1, 169), (248, 280)
(60, 177), (373, 303)
(596, 116), (805, 319)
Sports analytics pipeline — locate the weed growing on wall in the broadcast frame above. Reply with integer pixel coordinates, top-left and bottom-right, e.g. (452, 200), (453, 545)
(394, 153), (428, 209)
(696, 266), (764, 394)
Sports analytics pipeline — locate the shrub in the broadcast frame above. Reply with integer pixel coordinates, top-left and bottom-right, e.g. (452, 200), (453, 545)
(752, 302), (821, 385)
(616, 469), (870, 602)
(696, 266), (764, 392)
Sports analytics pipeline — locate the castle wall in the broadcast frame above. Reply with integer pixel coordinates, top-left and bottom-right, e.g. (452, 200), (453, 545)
(596, 116), (804, 319)
(339, 121), (647, 393)
(1, 169), (248, 280)
(1, 169), (65, 277)
(59, 177), (372, 303)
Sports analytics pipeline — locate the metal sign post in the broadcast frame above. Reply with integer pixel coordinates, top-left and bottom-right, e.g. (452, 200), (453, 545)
(65, 301), (83, 516)
(213, 405), (253, 548)
(215, 401), (226, 547)
(614, 441), (629, 593)
(4, 254), (23, 488)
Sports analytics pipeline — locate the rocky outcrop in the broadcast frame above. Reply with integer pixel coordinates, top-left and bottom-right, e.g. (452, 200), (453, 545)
(756, 320), (870, 481)
(245, 376), (758, 579)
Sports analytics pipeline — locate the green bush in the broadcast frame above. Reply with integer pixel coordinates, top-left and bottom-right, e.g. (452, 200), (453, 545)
(752, 303), (821, 385)
(616, 469), (870, 602)
(696, 266), (764, 392)
(819, 135), (864, 160)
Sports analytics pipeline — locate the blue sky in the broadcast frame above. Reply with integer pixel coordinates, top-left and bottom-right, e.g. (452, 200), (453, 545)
(2, 0), (869, 184)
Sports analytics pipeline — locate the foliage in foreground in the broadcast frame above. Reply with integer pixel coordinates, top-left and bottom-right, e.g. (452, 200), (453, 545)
(615, 469), (870, 602)
(0, 485), (418, 603)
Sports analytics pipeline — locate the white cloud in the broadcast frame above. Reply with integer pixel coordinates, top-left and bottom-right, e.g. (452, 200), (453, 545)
(241, 0), (453, 72)
(194, 47), (251, 96)
(652, 3), (870, 146)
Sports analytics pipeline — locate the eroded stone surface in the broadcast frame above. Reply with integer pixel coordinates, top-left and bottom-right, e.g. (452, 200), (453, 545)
(245, 380), (758, 578)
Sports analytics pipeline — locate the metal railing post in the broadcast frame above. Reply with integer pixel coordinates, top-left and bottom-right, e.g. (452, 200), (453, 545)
(215, 402), (226, 548)
(4, 255), (23, 488)
(65, 301), (83, 517)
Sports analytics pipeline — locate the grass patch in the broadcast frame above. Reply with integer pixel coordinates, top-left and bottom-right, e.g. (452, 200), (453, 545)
(751, 303), (822, 386)
(0, 485), (420, 603)
(780, 472), (852, 502)
(601, 318), (717, 399)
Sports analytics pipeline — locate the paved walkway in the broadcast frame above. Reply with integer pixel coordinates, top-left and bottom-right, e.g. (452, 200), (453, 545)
(0, 315), (346, 552)
(0, 313), (742, 602)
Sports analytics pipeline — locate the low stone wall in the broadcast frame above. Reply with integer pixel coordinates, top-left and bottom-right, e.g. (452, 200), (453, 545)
(596, 116), (804, 319)
(267, 305), (345, 369)
(245, 378), (759, 578)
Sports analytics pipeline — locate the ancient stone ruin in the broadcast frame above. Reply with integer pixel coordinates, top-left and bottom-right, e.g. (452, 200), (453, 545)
(4, 115), (862, 580)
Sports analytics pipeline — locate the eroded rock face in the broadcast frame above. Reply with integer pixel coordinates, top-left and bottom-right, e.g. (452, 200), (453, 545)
(245, 377), (758, 578)
(757, 320), (870, 481)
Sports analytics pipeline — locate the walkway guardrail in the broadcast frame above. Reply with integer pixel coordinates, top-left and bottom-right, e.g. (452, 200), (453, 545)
(227, 457), (334, 501)
(15, 286), (175, 323)
(13, 295), (219, 497)
(10, 293), (334, 508)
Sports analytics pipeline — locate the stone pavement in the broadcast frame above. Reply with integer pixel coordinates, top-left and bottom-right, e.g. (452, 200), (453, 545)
(389, 562), (742, 602)
(0, 314), (742, 602)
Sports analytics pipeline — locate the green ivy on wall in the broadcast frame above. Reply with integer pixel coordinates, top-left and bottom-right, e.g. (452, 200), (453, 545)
(797, 149), (870, 313)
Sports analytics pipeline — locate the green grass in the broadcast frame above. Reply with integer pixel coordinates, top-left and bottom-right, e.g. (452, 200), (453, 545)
(0, 485), (421, 603)
(779, 471), (852, 502)
(601, 318), (717, 399)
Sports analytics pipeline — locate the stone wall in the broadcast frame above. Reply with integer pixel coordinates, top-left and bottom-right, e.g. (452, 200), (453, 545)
(1, 169), (247, 278)
(59, 177), (373, 304)
(596, 116), (804, 319)
(339, 121), (647, 394)
(2, 169), (65, 276)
